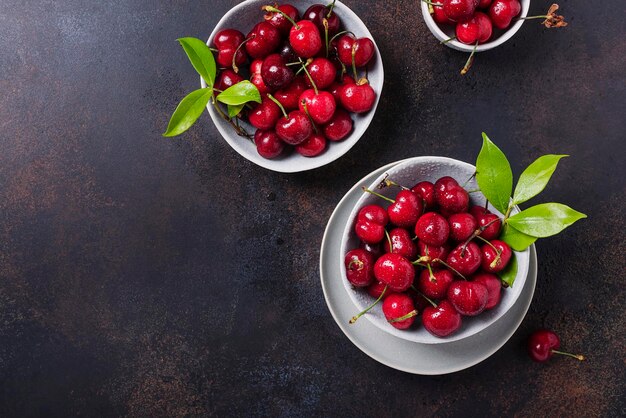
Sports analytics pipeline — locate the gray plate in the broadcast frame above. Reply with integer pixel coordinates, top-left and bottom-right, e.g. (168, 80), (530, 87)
(320, 160), (537, 375)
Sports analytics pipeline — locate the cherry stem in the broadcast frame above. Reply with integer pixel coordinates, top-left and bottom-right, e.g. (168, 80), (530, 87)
(426, 262), (436, 282)
(300, 101), (319, 134)
(441, 36), (457, 45)
(351, 42), (358, 81)
(519, 15), (550, 20)
(462, 171), (477, 187)
(433, 258), (467, 280)
(209, 47), (219, 52)
(362, 187), (395, 204)
(350, 285), (388, 324)
(266, 93), (288, 119)
(551, 350), (585, 361)
(328, 30), (353, 49)
(299, 58), (319, 94)
(211, 100), (252, 139)
(323, 18), (330, 57)
(389, 310), (417, 323)
(475, 235), (502, 268)
(422, 0), (443, 6)
(412, 255), (430, 265)
(460, 41), (478, 76)
(347, 259), (363, 271)
(262, 5), (299, 29)
(412, 287), (438, 308)
(378, 175), (409, 190)
(483, 199), (489, 213)
(385, 229), (393, 253)
(326, 0), (336, 18)
(232, 37), (252, 73)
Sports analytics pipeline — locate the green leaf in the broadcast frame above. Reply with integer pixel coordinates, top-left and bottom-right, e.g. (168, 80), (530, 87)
(216, 80), (261, 106)
(178, 37), (217, 88)
(475, 133), (513, 214)
(163, 88), (213, 137)
(227, 103), (244, 118)
(507, 203), (587, 238)
(513, 155), (568, 205)
(499, 223), (537, 251)
(498, 253), (518, 287)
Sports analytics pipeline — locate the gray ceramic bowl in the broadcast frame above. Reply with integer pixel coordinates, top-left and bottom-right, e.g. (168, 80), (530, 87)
(340, 157), (531, 344)
(421, 0), (530, 52)
(201, 0), (383, 173)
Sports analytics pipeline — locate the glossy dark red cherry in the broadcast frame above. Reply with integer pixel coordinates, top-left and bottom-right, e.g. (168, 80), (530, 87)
(411, 181), (436, 210)
(447, 280), (489, 316)
(213, 29), (247, 68)
(373, 253), (415, 292)
(329, 75), (355, 102)
(388, 190), (422, 228)
(448, 212), (478, 242)
(447, 241), (482, 276)
(456, 11), (493, 44)
(344, 249), (375, 287)
(480, 240), (512, 273)
(443, 0), (478, 22)
(489, 0), (522, 30)
(367, 279), (387, 298)
(274, 76), (308, 110)
(250, 59), (271, 94)
(214, 69), (244, 92)
(298, 89), (336, 125)
(275, 110), (313, 145)
(249, 96), (281, 130)
(303, 3), (341, 36)
(336, 35), (375, 68)
(383, 228), (418, 260)
(417, 241), (450, 264)
(254, 129), (284, 159)
(432, 4), (454, 24)
(295, 133), (326, 157)
(472, 273), (502, 309)
(304, 57), (337, 90)
(289, 20), (323, 58)
(418, 268), (454, 299)
(527, 329), (585, 362)
(383, 293), (416, 330)
(436, 184), (469, 214)
(477, 212), (502, 240)
(261, 53), (294, 91)
(246, 22), (281, 59)
(355, 205), (388, 244)
(323, 108), (353, 141)
(415, 212), (450, 246)
(422, 300), (462, 337)
(264, 3), (301, 35)
(338, 81), (376, 113)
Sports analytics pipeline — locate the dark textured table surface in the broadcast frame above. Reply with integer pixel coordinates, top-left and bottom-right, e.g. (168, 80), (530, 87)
(1, 0), (624, 416)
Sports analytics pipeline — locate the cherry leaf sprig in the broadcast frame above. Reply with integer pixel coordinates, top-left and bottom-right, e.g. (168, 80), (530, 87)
(164, 37), (261, 138)
(476, 133), (587, 253)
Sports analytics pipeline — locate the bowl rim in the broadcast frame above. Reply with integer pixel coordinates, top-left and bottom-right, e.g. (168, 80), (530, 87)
(339, 156), (531, 344)
(201, 0), (384, 173)
(420, 0), (530, 52)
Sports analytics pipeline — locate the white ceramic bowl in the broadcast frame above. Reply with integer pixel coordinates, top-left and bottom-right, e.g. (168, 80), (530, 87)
(340, 157), (530, 344)
(202, 0), (383, 173)
(421, 1), (530, 52)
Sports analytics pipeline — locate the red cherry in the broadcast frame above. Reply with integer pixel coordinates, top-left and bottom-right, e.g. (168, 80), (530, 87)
(388, 190), (422, 228)
(338, 82), (376, 113)
(480, 240), (512, 273)
(344, 249), (374, 287)
(323, 108), (353, 141)
(418, 268), (454, 299)
(447, 280), (489, 316)
(261, 53), (295, 91)
(245, 22), (281, 59)
(415, 212), (450, 246)
(214, 69), (244, 93)
(304, 58), (337, 90)
(436, 185), (469, 214)
(355, 205), (388, 244)
(264, 3), (300, 35)
(274, 76), (308, 111)
(489, 0), (522, 30)
(448, 212), (478, 242)
(278, 41), (299, 63)
(295, 133), (327, 157)
(472, 273), (502, 309)
(431, 4), (454, 24)
(477, 213), (502, 240)
(336, 35), (375, 68)
(442, 0), (477, 22)
(216, 45), (247, 69)
(383, 293), (416, 330)
(373, 253), (415, 292)
(527, 329), (585, 362)
(456, 11), (493, 44)
(303, 4), (342, 36)
(446, 241), (482, 276)
(417, 241), (450, 264)
(214, 29), (245, 50)
(275, 110), (313, 145)
(383, 228), (418, 259)
(250, 59), (271, 94)
(435, 176), (460, 193)
(469, 204), (491, 218)
(249, 96), (281, 130)
(367, 280), (387, 298)
(329, 75), (355, 103)
(411, 181), (436, 210)
(422, 300), (462, 337)
(289, 20), (322, 58)
(299, 90), (336, 125)
(253, 129), (284, 159)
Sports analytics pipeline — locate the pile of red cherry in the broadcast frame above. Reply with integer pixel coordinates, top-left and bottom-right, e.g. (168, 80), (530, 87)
(431, 0), (522, 45)
(344, 175), (514, 338)
(212, 2), (377, 159)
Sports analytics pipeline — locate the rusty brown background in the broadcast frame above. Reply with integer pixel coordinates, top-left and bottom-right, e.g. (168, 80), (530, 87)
(1, 0), (625, 416)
